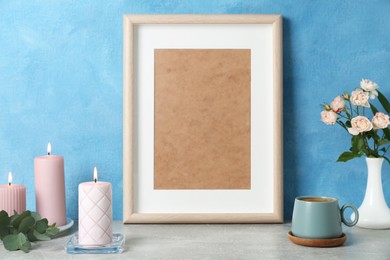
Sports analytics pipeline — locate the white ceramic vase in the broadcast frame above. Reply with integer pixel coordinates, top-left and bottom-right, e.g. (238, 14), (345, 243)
(355, 157), (390, 229)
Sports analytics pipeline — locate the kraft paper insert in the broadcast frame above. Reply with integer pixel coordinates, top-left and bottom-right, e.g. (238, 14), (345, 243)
(154, 49), (251, 190)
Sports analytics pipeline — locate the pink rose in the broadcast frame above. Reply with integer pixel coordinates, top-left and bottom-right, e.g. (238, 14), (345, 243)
(350, 90), (370, 107)
(372, 112), (390, 129)
(348, 116), (373, 135)
(321, 111), (338, 125)
(330, 96), (345, 113)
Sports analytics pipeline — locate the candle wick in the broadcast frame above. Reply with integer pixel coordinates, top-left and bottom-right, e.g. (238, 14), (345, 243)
(94, 179), (97, 183)
(48, 152), (50, 155)
(8, 182), (11, 186)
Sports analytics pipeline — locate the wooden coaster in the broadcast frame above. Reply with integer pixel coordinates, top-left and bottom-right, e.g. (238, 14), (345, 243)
(288, 231), (347, 247)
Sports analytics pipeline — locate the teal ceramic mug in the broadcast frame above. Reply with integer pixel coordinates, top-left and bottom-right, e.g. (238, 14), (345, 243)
(292, 196), (359, 239)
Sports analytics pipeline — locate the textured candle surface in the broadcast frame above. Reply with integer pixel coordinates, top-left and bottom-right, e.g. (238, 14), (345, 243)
(0, 184), (26, 215)
(79, 181), (112, 245)
(34, 155), (66, 226)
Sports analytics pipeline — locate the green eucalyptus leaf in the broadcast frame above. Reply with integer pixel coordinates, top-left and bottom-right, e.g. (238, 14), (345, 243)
(45, 225), (59, 237)
(30, 212), (41, 222)
(16, 232), (27, 244)
(11, 211), (31, 228)
(33, 230), (50, 241)
(27, 230), (38, 242)
(19, 240), (31, 253)
(35, 219), (48, 234)
(378, 90), (390, 114)
(18, 216), (35, 234)
(9, 227), (18, 235)
(16, 233), (30, 253)
(0, 210), (9, 219)
(3, 234), (19, 251)
(0, 228), (9, 240)
(0, 211), (10, 227)
(9, 214), (18, 225)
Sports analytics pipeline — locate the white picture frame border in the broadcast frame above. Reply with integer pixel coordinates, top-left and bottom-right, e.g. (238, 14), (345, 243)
(123, 15), (283, 223)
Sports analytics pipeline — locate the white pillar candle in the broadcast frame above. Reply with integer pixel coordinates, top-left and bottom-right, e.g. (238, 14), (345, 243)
(0, 172), (26, 215)
(78, 167), (112, 245)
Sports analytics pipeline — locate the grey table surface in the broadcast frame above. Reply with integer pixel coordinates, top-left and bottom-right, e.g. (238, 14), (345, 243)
(0, 221), (389, 259)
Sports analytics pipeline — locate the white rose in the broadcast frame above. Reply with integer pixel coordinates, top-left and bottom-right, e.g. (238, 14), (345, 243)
(372, 112), (390, 129)
(330, 96), (345, 113)
(360, 79), (379, 99)
(350, 90), (370, 107)
(348, 116), (373, 135)
(321, 110), (338, 125)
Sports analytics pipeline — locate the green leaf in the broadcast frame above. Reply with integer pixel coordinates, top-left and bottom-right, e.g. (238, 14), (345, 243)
(337, 152), (360, 162)
(3, 234), (19, 251)
(0, 210), (9, 220)
(16, 233), (30, 253)
(45, 225), (59, 237)
(378, 90), (390, 114)
(378, 139), (390, 146)
(32, 230), (50, 241)
(366, 131), (380, 142)
(0, 211), (10, 227)
(351, 135), (365, 153)
(19, 240), (31, 253)
(16, 232), (27, 244)
(383, 128), (390, 142)
(11, 211), (31, 229)
(9, 227), (18, 235)
(0, 227), (9, 240)
(9, 214), (18, 225)
(27, 230), (37, 242)
(18, 216), (35, 234)
(30, 212), (41, 222)
(35, 219), (48, 234)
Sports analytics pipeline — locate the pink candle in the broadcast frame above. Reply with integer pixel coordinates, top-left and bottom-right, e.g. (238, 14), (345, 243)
(34, 143), (66, 226)
(0, 172), (26, 216)
(79, 167), (112, 245)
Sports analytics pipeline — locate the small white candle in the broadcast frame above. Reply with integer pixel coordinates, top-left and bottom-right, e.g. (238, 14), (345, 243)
(78, 167), (112, 245)
(0, 172), (26, 215)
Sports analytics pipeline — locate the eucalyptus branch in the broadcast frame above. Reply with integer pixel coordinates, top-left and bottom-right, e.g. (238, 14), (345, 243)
(0, 210), (59, 253)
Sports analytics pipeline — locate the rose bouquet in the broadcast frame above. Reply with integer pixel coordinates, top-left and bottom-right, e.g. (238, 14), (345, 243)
(321, 79), (390, 162)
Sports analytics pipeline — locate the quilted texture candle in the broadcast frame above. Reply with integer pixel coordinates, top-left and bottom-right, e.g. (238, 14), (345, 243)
(0, 172), (26, 215)
(34, 143), (66, 226)
(78, 167), (112, 245)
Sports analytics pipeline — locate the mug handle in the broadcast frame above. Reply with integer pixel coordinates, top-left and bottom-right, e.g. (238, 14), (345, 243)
(340, 204), (359, 227)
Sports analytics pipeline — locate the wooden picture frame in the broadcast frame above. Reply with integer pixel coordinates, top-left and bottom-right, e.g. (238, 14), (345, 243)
(123, 15), (283, 223)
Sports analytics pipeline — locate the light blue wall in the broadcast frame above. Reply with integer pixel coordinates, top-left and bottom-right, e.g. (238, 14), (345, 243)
(1, 0), (389, 220)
